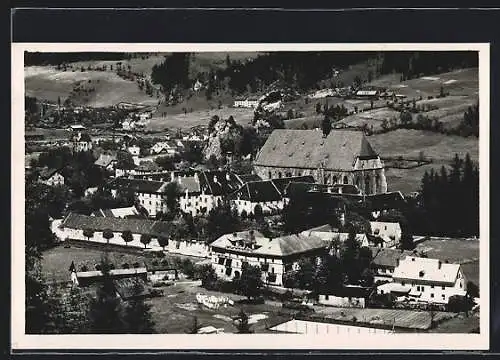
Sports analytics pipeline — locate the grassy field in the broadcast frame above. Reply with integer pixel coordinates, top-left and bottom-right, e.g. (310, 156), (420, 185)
(367, 129), (478, 193)
(25, 66), (159, 107)
(147, 106), (255, 131)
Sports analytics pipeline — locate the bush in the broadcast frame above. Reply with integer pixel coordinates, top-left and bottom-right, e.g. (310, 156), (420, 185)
(446, 295), (474, 313)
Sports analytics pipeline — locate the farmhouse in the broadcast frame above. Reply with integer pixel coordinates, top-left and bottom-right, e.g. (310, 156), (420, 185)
(300, 226), (370, 247)
(143, 257), (178, 283)
(58, 212), (170, 248)
(210, 230), (328, 287)
(70, 132), (93, 152)
(369, 221), (402, 248)
(254, 129), (387, 195)
(106, 178), (169, 218)
(38, 167), (65, 186)
(377, 256), (467, 304)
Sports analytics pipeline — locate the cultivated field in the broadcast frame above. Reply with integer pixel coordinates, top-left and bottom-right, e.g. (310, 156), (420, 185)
(414, 237), (479, 264)
(313, 306), (456, 330)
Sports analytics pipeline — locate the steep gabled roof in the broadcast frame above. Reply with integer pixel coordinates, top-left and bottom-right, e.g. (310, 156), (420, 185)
(253, 234), (327, 257)
(39, 167), (63, 180)
(62, 213), (169, 237)
(370, 247), (414, 268)
(254, 129), (380, 171)
(393, 256), (461, 284)
(106, 178), (167, 194)
(229, 180), (283, 203)
(271, 176), (315, 196)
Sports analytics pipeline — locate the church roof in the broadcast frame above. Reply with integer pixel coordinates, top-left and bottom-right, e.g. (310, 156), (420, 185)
(254, 129), (379, 171)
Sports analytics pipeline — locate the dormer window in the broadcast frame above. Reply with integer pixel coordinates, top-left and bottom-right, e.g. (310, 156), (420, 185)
(419, 270), (425, 277)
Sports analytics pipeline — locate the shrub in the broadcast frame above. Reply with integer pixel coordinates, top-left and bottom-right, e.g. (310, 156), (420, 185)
(447, 295), (474, 313)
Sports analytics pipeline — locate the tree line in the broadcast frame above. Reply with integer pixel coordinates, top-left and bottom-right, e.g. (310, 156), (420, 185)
(24, 52), (131, 66)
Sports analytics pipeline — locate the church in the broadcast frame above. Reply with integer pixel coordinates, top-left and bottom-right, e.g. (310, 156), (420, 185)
(253, 128), (387, 195)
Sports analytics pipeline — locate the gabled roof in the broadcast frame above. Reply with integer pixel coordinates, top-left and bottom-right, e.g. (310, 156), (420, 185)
(370, 247), (414, 268)
(62, 213), (170, 237)
(106, 178), (167, 194)
(392, 256), (461, 284)
(143, 257), (177, 272)
(229, 180), (283, 203)
(235, 174), (262, 184)
(70, 132), (92, 142)
(177, 176), (201, 193)
(253, 234), (327, 257)
(39, 167), (63, 180)
(254, 129), (380, 171)
(211, 230), (266, 250)
(94, 154), (117, 167)
(271, 176), (315, 196)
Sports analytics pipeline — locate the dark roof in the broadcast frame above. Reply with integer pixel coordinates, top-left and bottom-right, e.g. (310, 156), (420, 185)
(62, 213), (170, 237)
(343, 191), (406, 210)
(39, 167), (62, 180)
(198, 171), (242, 196)
(230, 180), (283, 203)
(236, 174), (262, 184)
(254, 129), (380, 171)
(106, 178), (167, 194)
(370, 247), (414, 268)
(253, 234), (327, 257)
(271, 176), (315, 196)
(137, 161), (161, 172)
(94, 154), (117, 167)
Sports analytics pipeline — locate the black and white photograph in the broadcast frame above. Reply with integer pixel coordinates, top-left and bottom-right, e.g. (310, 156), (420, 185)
(11, 43), (489, 350)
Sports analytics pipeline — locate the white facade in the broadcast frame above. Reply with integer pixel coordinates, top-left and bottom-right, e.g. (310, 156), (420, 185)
(370, 221), (402, 248)
(40, 172), (65, 186)
(317, 294), (366, 308)
(180, 192), (222, 217)
(211, 250), (289, 286)
(136, 192), (167, 218)
(73, 140), (92, 152)
(230, 198), (286, 216)
(233, 99), (260, 108)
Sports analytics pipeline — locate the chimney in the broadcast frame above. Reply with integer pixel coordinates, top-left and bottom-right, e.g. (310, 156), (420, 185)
(396, 258), (400, 267)
(438, 260), (442, 269)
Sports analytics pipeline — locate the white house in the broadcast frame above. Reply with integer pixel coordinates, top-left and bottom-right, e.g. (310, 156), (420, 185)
(370, 247), (414, 283)
(106, 178), (169, 218)
(233, 98), (260, 108)
(377, 256), (467, 304)
(70, 132), (93, 152)
(210, 231), (328, 287)
(355, 90), (378, 98)
(369, 221), (402, 248)
(68, 124), (87, 132)
(38, 167), (65, 186)
(122, 119), (136, 131)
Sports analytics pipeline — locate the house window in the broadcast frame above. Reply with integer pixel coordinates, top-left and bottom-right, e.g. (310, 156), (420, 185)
(460, 282), (462, 288)
(431, 285), (434, 289)
(343, 176), (349, 184)
(271, 267), (275, 274)
(442, 286), (445, 290)
(442, 294), (445, 299)
(431, 293), (434, 298)
(380, 290), (384, 295)
(325, 295), (329, 300)
(401, 282), (405, 286)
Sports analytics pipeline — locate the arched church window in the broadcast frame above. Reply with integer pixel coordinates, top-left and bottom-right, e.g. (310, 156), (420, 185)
(343, 176), (349, 184)
(365, 175), (371, 195)
(332, 176), (338, 184)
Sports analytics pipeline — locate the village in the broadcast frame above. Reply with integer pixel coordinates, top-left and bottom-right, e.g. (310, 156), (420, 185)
(24, 51), (480, 335)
